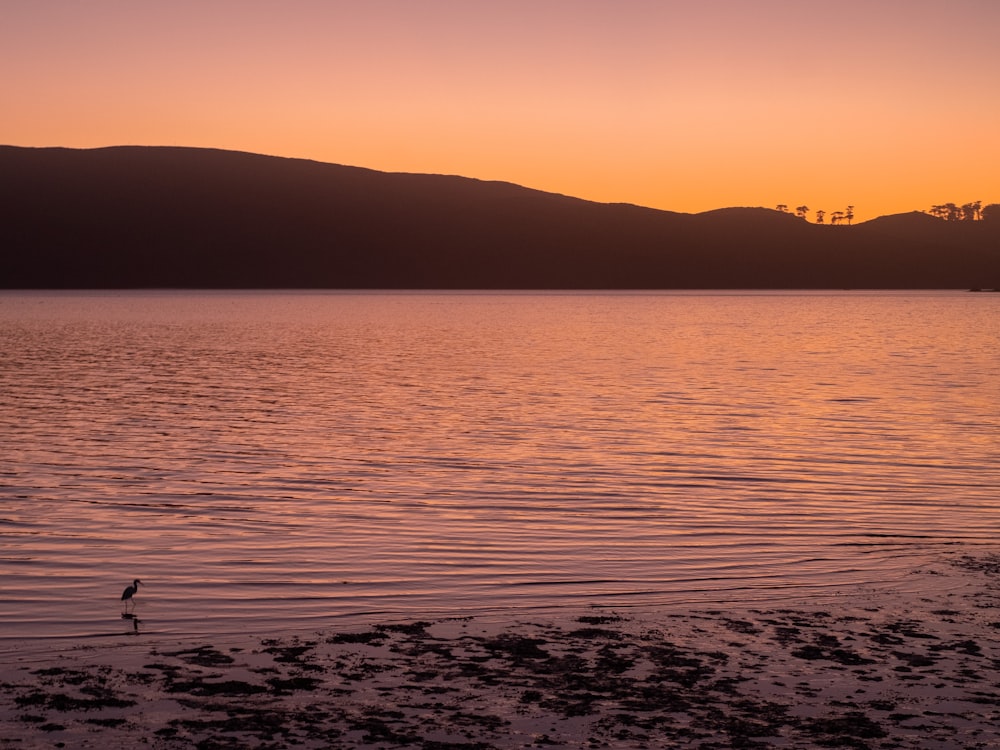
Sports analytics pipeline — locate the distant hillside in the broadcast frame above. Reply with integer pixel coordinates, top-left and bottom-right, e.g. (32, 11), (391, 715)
(1, 146), (997, 288)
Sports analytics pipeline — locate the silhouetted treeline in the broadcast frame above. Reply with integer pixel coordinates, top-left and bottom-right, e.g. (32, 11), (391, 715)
(776, 204), (855, 224)
(1, 146), (997, 289)
(927, 201), (1000, 222)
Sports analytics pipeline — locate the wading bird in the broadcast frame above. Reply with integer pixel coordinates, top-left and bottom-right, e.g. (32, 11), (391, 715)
(121, 579), (141, 612)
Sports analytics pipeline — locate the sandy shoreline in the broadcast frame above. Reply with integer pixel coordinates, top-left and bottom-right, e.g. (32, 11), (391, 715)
(2, 553), (999, 749)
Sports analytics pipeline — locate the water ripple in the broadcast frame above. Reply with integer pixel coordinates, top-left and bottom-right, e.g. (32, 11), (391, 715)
(1, 290), (998, 639)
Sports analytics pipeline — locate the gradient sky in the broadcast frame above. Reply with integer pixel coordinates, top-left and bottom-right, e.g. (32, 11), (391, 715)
(4, 0), (998, 221)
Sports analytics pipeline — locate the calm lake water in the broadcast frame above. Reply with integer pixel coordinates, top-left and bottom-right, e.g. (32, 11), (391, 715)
(1, 290), (997, 642)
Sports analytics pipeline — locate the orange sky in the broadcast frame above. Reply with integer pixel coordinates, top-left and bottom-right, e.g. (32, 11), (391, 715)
(3, 1), (998, 221)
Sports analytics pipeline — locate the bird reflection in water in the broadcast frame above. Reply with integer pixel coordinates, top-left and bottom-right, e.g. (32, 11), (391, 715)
(121, 612), (141, 633)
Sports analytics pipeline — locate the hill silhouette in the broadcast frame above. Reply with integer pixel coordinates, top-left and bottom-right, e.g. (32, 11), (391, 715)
(1, 145), (997, 288)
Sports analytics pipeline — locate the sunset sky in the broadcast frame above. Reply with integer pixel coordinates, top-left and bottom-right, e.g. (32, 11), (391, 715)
(4, 0), (998, 221)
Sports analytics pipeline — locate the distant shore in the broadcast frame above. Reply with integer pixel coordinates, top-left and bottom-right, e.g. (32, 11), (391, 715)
(3, 146), (998, 290)
(2, 552), (999, 749)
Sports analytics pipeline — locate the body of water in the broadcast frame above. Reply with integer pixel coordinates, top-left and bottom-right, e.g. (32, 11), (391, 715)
(1, 290), (997, 641)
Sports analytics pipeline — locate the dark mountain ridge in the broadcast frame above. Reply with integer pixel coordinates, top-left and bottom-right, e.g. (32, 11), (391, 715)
(1, 145), (997, 288)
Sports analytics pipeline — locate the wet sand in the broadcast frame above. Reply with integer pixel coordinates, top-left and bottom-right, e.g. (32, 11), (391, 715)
(2, 553), (999, 749)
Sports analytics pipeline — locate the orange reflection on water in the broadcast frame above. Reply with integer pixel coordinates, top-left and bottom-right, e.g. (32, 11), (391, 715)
(0, 291), (998, 639)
